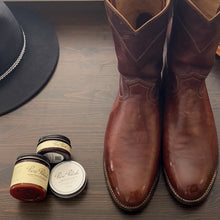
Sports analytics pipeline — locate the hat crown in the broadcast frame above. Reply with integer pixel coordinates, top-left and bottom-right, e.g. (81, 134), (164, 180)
(0, 2), (24, 78)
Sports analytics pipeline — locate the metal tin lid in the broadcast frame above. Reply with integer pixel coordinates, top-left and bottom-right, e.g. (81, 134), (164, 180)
(37, 134), (72, 164)
(49, 161), (87, 198)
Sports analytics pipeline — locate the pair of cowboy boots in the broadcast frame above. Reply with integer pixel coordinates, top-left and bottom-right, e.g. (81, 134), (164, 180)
(104, 0), (220, 211)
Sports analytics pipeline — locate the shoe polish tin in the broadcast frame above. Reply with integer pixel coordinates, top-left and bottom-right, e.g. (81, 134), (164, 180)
(37, 134), (71, 164)
(49, 161), (87, 198)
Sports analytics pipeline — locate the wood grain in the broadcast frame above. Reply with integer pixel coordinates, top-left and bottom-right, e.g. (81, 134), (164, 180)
(1, 2), (220, 220)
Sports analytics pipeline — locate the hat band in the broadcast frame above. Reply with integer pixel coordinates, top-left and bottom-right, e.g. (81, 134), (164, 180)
(0, 30), (26, 81)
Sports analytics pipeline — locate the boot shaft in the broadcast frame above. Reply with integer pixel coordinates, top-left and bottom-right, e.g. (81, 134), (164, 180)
(168, 0), (220, 78)
(105, 0), (171, 81)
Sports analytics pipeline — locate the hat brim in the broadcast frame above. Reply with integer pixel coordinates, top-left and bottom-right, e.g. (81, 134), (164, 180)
(0, 6), (59, 116)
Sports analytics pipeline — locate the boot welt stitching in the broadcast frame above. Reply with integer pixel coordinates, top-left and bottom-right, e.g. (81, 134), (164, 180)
(166, 74), (206, 97)
(103, 160), (159, 211)
(122, 75), (158, 86)
(119, 78), (159, 104)
(164, 168), (217, 205)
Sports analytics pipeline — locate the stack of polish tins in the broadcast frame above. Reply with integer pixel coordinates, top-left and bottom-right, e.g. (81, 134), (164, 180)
(10, 135), (87, 201)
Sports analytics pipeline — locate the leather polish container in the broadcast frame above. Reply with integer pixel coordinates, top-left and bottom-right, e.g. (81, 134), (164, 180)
(10, 154), (50, 202)
(49, 161), (87, 198)
(36, 134), (72, 164)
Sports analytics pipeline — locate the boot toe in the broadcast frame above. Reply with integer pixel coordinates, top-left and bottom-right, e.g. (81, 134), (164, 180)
(107, 176), (155, 211)
(104, 161), (157, 211)
(165, 167), (217, 204)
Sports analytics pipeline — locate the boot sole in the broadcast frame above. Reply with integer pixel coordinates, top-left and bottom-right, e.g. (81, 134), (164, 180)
(103, 160), (159, 212)
(163, 168), (217, 205)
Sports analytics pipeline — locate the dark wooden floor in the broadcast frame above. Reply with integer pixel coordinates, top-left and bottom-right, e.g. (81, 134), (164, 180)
(0, 2), (220, 219)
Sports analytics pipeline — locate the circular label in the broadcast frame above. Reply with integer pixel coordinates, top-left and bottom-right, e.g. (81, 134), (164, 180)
(44, 152), (64, 164)
(49, 161), (87, 197)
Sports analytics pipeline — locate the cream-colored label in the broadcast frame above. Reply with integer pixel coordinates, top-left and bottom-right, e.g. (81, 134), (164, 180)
(10, 162), (50, 191)
(36, 140), (71, 153)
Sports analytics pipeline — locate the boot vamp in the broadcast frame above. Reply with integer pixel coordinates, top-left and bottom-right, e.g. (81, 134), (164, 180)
(164, 83), (218, 201)
(104, 92), (160, 207)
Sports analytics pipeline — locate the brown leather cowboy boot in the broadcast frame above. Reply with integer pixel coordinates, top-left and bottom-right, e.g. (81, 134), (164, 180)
(217, 42), (220, 56)
(163, 0), (220, 205)
(104, 0), (171, 211)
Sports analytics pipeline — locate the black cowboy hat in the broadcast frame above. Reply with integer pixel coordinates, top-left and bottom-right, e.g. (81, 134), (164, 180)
(0, 2), (59, 115)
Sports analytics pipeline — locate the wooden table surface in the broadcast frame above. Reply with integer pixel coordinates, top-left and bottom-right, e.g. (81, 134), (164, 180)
(0, 2), (220, 220)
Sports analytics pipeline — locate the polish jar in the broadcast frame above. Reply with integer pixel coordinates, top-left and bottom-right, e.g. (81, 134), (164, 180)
(49, 161), (87, 198)
(10, 154), (50, 202)
(36, 134), (72, 164)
